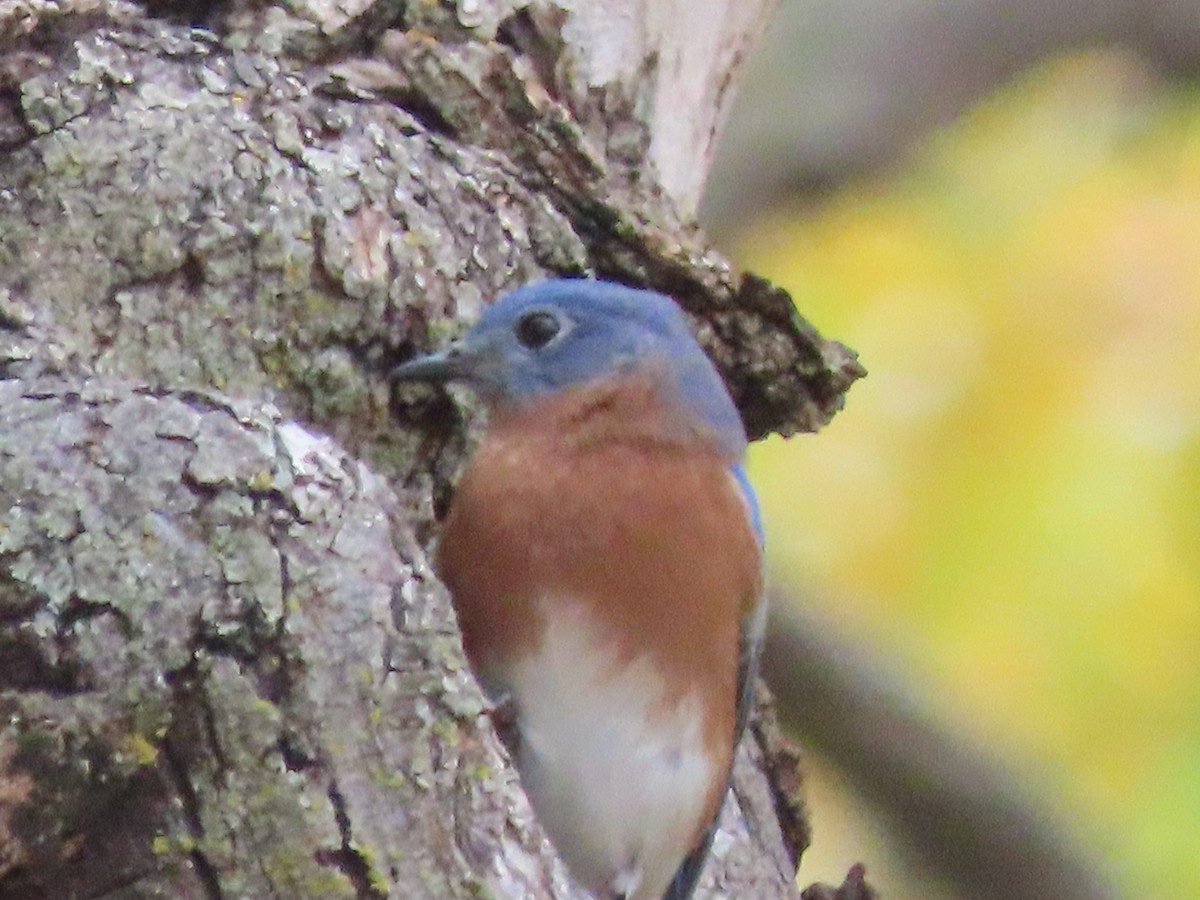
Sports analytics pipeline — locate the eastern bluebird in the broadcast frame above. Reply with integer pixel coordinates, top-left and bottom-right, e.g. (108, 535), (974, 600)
(393, 279), (766, 900)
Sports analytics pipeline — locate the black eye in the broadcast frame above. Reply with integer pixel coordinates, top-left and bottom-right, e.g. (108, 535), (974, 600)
(514, 310), (561, 349)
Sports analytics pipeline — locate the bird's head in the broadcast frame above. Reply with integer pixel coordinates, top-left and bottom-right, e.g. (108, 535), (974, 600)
(392, 279), (747, 455)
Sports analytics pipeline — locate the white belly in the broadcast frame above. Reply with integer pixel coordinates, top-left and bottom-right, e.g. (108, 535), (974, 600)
(503, 603), (716, 900)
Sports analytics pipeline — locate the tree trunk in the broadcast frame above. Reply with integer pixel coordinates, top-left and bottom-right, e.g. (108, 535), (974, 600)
(0, 2), (861, 897)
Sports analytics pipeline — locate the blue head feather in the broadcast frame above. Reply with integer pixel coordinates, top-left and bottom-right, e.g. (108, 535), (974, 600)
(393, 280), (749, 459)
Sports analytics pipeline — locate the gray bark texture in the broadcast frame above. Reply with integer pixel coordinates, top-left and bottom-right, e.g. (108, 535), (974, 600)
(0, 1), (862, 898)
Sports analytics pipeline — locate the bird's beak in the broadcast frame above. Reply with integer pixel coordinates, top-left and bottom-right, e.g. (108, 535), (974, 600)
(390, 342), (467, 384)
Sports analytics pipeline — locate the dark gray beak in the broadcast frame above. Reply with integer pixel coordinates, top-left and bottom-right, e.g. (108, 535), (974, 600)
(390, 344), (466, 384)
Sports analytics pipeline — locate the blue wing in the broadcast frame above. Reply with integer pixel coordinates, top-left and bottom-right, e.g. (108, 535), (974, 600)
(727, 463), (767, 744)
(730, 463), (764, 546)
(662, 464), (767, 900)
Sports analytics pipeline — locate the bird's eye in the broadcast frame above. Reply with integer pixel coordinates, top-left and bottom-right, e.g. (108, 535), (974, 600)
(514, 310), (561, 349)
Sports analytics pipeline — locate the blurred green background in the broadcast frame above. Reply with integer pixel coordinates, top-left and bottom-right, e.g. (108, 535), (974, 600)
(713, 43), (1200, 900)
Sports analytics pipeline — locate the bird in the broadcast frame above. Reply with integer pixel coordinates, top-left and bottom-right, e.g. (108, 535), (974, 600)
(392, 278), (765, 900)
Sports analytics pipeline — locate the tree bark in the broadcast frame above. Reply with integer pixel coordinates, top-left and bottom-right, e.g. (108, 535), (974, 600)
(0, 1), (861, 897)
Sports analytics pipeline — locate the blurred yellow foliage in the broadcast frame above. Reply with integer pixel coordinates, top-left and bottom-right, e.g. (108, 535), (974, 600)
(738, 51), (1200, 897)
